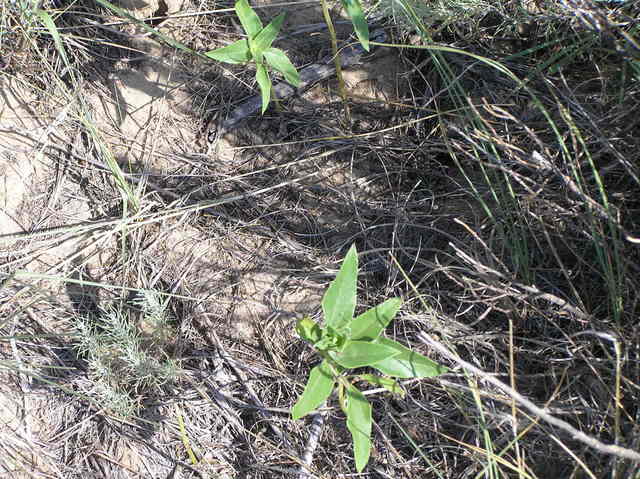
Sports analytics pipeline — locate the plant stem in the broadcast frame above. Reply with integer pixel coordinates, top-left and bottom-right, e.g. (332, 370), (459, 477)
(271, 82), (283, 112)
(319, 0), (351, 125)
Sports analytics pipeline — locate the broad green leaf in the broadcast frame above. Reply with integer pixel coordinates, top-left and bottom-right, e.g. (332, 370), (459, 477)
(322, 245), (358, 333)
(36, 9), (71, 70)
(235, 0), (262, 39)
(255, 63), (271, 114)
(263, 47), (300, 87)
(345, 384), (372, 472)
(341, 0), (369, 52)
(295, 317), (322, 344)
(252, 12), (286, 58)
(291, 360), (335, 420)
(330, 340), (400, 369)
(205, 39), (251, 64)
(358, 374), (405, 398)
(350, 297), (401, 341)
(371, 337), (448, 378)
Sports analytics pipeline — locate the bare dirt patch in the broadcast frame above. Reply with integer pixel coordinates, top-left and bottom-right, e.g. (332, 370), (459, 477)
(0, 78), (39, 235)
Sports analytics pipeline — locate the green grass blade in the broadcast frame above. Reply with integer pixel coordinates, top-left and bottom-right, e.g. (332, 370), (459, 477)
(388, 413), (446, 478)
(235, 0), (263, 39)
(255, 62), (271, 113)
(263, 47), (300, 86)
(80, 116), (140, 211)
(341, 0), (369, 51)
(93, 0), (195, 54)
(322, 244), (358, 333)
(345, 384), (372, 472)
(176, 405), (198, 465)
(205, 39), (252, 64)
(292, 360), (335, 420)
(35, 9), (70, 70)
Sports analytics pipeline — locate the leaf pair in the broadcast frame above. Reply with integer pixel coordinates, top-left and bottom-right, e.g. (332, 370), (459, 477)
(205, 0), (300, 113)
(291, 244), (448, 472)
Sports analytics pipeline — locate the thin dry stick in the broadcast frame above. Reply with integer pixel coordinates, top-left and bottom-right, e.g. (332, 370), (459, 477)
(417, 333), (640, 462)
(297, 409), (326, 479)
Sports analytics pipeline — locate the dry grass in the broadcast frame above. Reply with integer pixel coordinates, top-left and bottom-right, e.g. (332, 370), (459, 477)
(1, 0), (640, 477)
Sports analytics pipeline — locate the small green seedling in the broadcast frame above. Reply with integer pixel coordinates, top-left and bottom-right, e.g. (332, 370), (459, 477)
(205, 0), (300, 113)
(291, 244), (447, 472)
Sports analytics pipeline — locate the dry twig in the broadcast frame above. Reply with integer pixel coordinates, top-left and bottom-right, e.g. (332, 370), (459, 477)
(418, 333), (640, 462)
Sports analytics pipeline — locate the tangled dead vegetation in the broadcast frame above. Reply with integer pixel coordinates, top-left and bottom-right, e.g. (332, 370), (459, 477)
(1, 0), (640, 478)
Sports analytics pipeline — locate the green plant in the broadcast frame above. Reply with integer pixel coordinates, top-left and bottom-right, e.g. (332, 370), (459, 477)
(205, 0), (370, 120)
(75, 290), (179, 417)
(291, 244), (448, 472)
(205, 0), (300, 113)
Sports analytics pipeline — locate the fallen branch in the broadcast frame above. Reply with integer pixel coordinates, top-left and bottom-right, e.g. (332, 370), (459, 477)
(297, 409), (326, 479)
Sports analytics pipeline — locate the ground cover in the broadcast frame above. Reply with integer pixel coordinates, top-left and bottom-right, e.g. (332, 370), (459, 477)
(1, 0), (640, 477)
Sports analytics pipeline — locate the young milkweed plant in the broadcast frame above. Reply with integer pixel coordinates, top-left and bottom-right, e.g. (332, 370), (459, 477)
(205, 0), (300, 113)
(291, 244), (448, 472)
